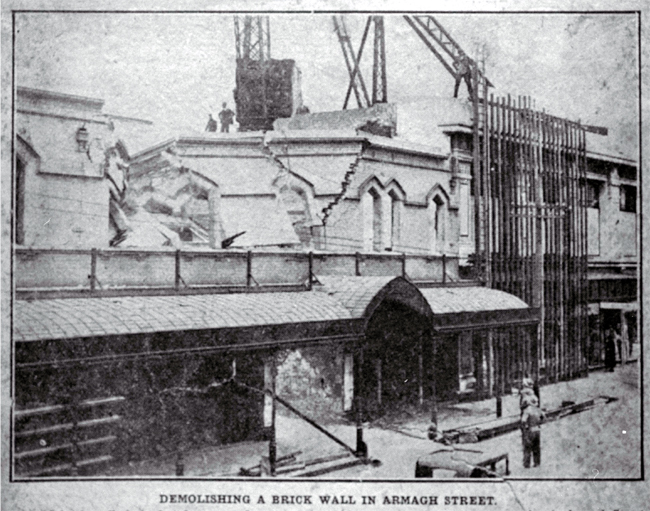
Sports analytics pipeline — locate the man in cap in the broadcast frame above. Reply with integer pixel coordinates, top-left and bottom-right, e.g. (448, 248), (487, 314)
(519, 378), (536, 416)
(520, 395), (545, 468)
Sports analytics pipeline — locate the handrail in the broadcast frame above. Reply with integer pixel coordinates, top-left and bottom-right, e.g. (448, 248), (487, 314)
(15, 247), (465, 297)
(16, 246), (461, 259)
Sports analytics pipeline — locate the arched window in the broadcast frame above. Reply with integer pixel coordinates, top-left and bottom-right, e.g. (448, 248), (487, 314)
(430, 194), (447, 254)
(363, 187), (382, 252)
(388, 190), (402, 251)
(280, 185), (313, 246)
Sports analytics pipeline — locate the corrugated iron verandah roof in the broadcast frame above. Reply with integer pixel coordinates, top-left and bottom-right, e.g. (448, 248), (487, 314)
(14, 292), (354, 343)
(15, 278), (536, 343)
(418, 286), (539, 332)
(14, 278), (538, 369)
(14, 292), (364, 369)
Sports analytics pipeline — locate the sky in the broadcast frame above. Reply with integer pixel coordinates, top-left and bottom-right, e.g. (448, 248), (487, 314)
(14, 12), (639, 158)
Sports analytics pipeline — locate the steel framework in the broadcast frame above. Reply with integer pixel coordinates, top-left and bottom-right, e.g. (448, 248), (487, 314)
(476, 94), (589, 382)
(333, 15), (387, 109)
(234, 15), (271, 62)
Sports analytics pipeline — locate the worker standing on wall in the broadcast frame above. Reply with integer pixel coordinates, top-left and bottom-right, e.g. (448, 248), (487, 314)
(520, 395), (545, 468)
(205, 114), (217, 132)
(219, 103), (235, 133)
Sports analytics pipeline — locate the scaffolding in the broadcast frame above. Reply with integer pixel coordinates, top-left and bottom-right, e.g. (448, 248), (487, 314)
(474, 89), (589, 384)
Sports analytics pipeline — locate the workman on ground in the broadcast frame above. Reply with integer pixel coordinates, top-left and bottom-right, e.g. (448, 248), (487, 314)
(520, 395), (545, 468)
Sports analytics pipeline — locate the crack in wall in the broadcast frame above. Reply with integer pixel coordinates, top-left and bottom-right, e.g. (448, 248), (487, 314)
(260, 134), (291, 187)
(321, 141), (368, 226)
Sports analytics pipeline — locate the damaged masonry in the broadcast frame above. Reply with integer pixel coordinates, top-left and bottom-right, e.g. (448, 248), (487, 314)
(12, 13), (639, 480)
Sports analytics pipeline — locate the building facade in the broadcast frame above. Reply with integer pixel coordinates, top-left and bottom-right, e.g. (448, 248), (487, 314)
(14, 87), (152, 249)
(584, 149), (638, 366)
(11, 89), (638, 477)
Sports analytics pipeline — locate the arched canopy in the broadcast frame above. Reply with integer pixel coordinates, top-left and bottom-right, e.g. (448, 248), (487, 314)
(316, 276), (433, 322)
(316, 276), (538, 333)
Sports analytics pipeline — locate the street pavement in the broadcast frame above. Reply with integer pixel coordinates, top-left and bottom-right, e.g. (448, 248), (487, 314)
(335, 361), (641, 479)
(111, 358), (641, 479)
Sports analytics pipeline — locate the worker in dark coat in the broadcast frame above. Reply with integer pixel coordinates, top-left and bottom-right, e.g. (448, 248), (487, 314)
(520, 395), (545, 468)
(604, 328), (617, 372)
(219, 103), (235, 133)
(205, 114), (217, 132)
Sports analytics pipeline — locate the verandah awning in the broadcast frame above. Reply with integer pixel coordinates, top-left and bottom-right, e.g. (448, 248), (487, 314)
(14, 276), (538, 368)
(418, 286), (540, 332)
(315, 275), (539, 332)
(13, 292), (364, 368)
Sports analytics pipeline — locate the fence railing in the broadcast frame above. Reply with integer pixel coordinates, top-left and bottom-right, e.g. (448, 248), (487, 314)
(15, 247), (465, 298)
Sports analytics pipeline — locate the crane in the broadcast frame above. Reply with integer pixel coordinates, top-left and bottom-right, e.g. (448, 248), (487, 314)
(233, 15), (302, 132)
(234, 15), (270, 62)
(333, 16), (387, 109)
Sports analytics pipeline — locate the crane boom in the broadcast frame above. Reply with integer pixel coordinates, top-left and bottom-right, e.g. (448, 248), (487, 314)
(403, 15), (493, 98)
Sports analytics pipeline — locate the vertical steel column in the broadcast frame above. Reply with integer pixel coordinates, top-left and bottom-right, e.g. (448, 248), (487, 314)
(372, 16), (388, 104)
(568, 117), (575, 378)
(522, 97), (535, 303)
(579, 125), (588, 374)
(495, 332), (502, 418)
(430, 332), (438, 425)
(558, 117), (568, 381)
(418, 337), (424, 407)
(498, 96), (503, 291)
(485, 94), (499, 290)
(246, 250), (253, 287)
(354, 346), (366, 457)
(533, 104), (545, 385)
(471, 66), (482, 281)
(175, 249), (181, 291)
(487, 330), (494, 398)
(476, 333), (485, 399)
(513, 97), (521, 299)
(505, 95), (514, 296)
(442, 254), (447, 283)
(307, 251), (313, 291)
(268, 351), (277, 475)
(90, 248), (97, 293)
(482, 74), (492, 286)
(376, 358), (382, 405)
